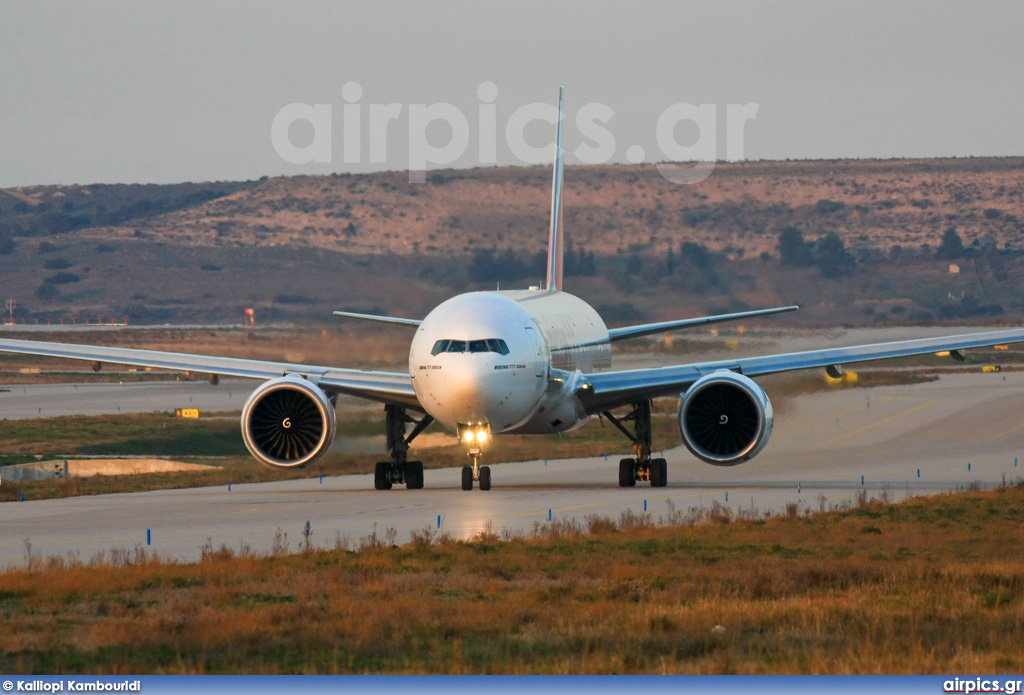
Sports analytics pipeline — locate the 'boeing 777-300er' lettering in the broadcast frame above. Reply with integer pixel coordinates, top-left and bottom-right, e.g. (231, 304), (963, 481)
(5, 89), (1024, 491)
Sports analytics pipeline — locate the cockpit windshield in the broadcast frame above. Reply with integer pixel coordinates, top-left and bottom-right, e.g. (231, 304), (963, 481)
(432, 338), (510, 356)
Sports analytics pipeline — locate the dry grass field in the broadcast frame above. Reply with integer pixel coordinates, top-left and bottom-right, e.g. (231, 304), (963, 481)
(1, 483), (1021, 674)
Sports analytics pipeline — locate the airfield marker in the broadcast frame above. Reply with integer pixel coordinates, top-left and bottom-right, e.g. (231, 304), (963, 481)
(147, 529), (151, 546)
(548, 508), (552, 521)
(861, 475), (865, 486)
(644, 499), (647, 511)
(20, 492), (24, 502)
(228, 481), (231, 491)
(798, 483), (801, 493)
(37, 407), (41, 414)
(437, 515), (441, 529)
(725, 491), (728, 502)
(544, 458), (547, 466)
(917, 469), (921, 478)
(319, 475), (323, 484)
(968, 462), (971, 471)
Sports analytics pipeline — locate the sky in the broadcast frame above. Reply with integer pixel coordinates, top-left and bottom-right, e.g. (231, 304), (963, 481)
(2, 0), (1023, 187)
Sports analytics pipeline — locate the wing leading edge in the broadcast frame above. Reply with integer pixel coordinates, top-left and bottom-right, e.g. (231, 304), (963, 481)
(608, 305), (798, 343)
(0, 338), (420, 409)
(332, 310), (422, 327)
(579, 328), (1024, 413)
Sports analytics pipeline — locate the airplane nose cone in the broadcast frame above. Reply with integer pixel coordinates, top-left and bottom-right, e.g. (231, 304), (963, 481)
(444, 358), (496, 421)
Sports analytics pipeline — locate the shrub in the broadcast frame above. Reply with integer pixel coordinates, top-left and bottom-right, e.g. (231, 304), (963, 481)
(815, 199), (845, 213)
(43, 257), (73, 270)
(682, 208), (711, 226)
(35, 283), (59, 300)
(43, 272), (81, 285)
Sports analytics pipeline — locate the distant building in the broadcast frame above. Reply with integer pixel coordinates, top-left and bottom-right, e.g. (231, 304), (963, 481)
(949, 264), (960, 274)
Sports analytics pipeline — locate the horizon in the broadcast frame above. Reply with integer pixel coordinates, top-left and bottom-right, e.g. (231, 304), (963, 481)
(7, 153), (1024, 191)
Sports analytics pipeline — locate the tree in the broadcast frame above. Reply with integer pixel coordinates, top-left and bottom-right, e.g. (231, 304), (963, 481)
(777, 227), (813, 266)
(816, 232), (851, 278)
(936, 227), (964, 259)
(468, 249), (498, 283)
(679, 241), (721, 287)
(626, 253), (643, 276)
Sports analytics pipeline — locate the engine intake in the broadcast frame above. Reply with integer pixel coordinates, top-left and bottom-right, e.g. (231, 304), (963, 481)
(678, 371), (773, 466)
(241, 375), (337, 469)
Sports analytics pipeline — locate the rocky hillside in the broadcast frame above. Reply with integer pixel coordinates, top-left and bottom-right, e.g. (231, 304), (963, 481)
(2, 158), (1024, 326)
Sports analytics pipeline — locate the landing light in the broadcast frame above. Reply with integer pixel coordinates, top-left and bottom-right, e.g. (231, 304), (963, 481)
(459, 423), (492, 449)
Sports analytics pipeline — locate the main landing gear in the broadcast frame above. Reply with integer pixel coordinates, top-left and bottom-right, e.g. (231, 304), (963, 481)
(374, 405), (434, 490)
(603, 400), (668, 488)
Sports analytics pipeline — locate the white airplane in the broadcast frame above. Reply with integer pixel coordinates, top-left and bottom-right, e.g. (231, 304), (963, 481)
(5, 90), (1024, 492)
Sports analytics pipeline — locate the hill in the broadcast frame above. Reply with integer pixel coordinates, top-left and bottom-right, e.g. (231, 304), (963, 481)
(2, 158), (1024, 325)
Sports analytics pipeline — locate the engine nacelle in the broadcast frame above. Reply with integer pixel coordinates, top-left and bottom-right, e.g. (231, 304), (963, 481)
(678, 371), (773, 466)
(241, 375), (337, 469)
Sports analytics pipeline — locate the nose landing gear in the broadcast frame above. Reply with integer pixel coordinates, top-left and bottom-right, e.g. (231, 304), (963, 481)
(374, 405), (433, 490)
(459, 423), (492, 491)
(461, 451), (491, 491)
(604, 400), (668, 488)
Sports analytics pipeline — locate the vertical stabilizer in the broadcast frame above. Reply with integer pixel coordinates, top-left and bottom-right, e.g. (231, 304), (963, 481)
(545, 87), (565, 293)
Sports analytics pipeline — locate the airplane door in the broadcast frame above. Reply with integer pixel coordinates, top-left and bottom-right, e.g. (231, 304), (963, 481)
(525, 326), (546, 377)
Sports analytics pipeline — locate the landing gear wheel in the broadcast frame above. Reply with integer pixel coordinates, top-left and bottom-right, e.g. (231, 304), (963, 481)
(377, 405), (434, 492)
(479, 466), (492, 491)
(606, 402), (661, 490)
(374, 461), (393, 490)
(618, 458), (636, 487)
(650, 458), (668, 487)
(406, 460), (424, 489)
(461, 465), (474, 491)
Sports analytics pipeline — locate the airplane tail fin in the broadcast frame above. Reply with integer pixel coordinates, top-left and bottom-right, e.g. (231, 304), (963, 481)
(545, 87), (565, 293)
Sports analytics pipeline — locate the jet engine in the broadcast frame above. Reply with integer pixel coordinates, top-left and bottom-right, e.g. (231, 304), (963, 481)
(241, 375), (337, 469)
(678, 371), (773, 466)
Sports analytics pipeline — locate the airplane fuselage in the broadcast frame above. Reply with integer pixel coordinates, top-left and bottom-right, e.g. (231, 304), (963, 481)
(408, 290), (611, 435)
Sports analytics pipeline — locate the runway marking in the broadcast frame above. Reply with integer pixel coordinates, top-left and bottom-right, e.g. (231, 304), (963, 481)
(981, 418), (1024, 444)
(832, 399), (937, 443)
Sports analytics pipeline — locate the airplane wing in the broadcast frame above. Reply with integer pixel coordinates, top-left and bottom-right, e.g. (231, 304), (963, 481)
(579, 328), (1024, 413)
(332, 310), (422, 327)
(0, 338), (420, 409)
(608, 305), (798, 342)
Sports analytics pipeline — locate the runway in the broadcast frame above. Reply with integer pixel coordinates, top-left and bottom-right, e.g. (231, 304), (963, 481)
(2, 371), (1023, 567)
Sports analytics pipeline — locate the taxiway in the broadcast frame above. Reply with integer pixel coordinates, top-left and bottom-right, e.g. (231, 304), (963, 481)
(2, 371), (1022, 566)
